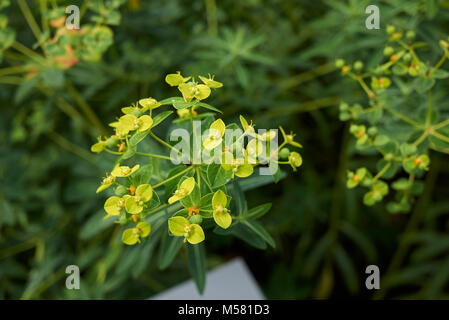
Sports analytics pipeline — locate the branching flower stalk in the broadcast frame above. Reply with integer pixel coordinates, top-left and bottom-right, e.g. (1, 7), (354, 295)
(92, 72), (303, 245)
(336, 26), (449, 213)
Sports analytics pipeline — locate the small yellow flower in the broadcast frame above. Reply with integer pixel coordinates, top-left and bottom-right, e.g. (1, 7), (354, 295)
(104, 195), (130, 219)
(239, 115), (256, 136)
(212, 190), (231, 229)
(165, 72), (191, 87)
(177, 108), (191, 118)
(246, 138), (264, 163)
(125, 184), (153, 214)
(91, 139), (107, 153)
(138, 97), (161, 111)
(203, 119), (226, 150)
(122, 222), (151, 245)
(280, 126), (302, 148)
(199, 74), (223, 89)
(256, 130), (277, 142)
(116, 114), (153, 135)
(168, 216), (205, 244)
(168, 177), (196, 204)
(178, 82), (211, 101)
(111, 165), (140, 178)
(96, 173), (116, 193)
(288, 152), (303, 171)
(221, 152), (254, 178)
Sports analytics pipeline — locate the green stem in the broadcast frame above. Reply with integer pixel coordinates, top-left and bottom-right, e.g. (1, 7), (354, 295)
(429, 52), (448, 77)
(384, 107), (425, 129)
(11, 41), (46, 64)
(205, 0), (218, 35)
(432, 118), (449, 131)
(430, 130), (449, 144)
(39, 0), (49, 34)
(66, 81), (108, 135)
(47, 132), (96, 163)
(426, 89), (433, 126)
(149, 131), (180, 154)
(135, 152), (172, 161)
(0, 76), (23, 85)
(277, 141), (287, 151)
(357, 75), (375, 98)
(412, 131), (428, 147)
(152, 166), (193, 188)
(373, 162), (391, 182)
(104, 148), (171, 160)
(266, 97), (340, 117)
(0, 238), (38, 260)
(373, 155), (440, 299)
(280, 63), (335, 89)
(398, 40), (419, 61)
(18, 0), (43, 47)
(145, 203), (170, 216)
(0, 65), (31, 77)
(196, 166), (201, 189)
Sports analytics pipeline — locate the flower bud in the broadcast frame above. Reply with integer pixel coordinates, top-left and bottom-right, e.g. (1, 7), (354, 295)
(106, 136), (120, 148)
(384, 153), (394, 162)
(403, 53), (412, 63)
(279, 147), (290, 159)
(406, 30), (416, 41)
(189, 214), (203, 225)
(335, 59), (345, 69)
(114, 185), (128, 197)
(386, 25), (396, 35)
(354, 61), (364, 72)
(440, 40), (449, 49)
(383, 46), (394, 57)
(367, 127), (378, 136)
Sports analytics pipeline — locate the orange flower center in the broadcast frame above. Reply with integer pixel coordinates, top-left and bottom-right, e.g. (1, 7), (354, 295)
(188, 206), (199, 217)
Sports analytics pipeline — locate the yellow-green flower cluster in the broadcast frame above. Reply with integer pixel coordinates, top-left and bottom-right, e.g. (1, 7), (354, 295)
(92, 73), (303, 247)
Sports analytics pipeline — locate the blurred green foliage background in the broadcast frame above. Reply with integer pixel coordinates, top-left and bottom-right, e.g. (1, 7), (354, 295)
(1, 0), (449, 299)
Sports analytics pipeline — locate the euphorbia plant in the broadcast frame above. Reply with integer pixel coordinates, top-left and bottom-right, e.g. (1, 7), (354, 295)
(337, 26), (449, 213)
(92, 73), (303, 292)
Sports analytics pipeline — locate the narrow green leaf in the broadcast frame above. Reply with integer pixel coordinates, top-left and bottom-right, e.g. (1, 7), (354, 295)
(186, 243), (206, 294)
(152, 110), (173, 128)
(207, 163), (232, 188)
(196, 102), (222, 114)
(246, 203), (272, 220)
(158, 230), (184, 270)
(242, 220), (275, 248)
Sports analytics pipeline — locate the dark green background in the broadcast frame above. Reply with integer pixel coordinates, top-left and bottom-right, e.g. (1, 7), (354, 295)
(1, 0), (449, 299)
